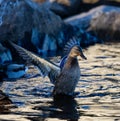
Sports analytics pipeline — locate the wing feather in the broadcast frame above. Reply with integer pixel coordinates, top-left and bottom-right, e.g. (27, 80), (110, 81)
(10, 42), (60, 78)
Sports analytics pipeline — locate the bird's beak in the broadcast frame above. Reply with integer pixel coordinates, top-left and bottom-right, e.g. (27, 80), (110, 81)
(80, 52), (87, 60)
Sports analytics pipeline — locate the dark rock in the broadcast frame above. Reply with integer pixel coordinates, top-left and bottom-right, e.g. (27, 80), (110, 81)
(49, 0), (82, 18)
(0, 43), (12, 64)
(65, 5), (120, 41)
(104, 0), (120, 7)
(0, 0), (101, 58)
(0, 0), (62, 43)
(32, 0), (120, 19)
(47, 0), (103, 18)
(33, 0), (47, 3)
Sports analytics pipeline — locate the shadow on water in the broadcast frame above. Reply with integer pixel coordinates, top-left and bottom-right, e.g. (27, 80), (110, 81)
(30, 95), (80, 121)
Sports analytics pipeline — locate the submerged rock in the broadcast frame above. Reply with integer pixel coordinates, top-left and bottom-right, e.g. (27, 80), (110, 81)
(0, 64), (28, 79)
(6, 64), (28, 79)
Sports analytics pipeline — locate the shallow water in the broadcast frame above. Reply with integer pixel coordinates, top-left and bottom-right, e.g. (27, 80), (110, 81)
(0, 43), (120, 121)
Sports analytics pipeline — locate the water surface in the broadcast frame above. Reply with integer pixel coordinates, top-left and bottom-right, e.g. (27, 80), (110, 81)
(0, 43), (120, 121)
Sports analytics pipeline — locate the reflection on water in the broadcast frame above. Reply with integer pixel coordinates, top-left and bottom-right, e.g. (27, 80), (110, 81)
(31, 95), (79, 120)
(0, 43), (120, 120)
(51, 95), (79, 120)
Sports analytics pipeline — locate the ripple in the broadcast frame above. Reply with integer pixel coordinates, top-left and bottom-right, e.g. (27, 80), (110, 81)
(0, 43), (120, 120)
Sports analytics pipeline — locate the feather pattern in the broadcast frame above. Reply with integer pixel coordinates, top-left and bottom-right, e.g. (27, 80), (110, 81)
(9, 37), (86, 96)
(10, 42), (60, 78)
(64, 37), (80, 55)
(59, 55), (67, 69)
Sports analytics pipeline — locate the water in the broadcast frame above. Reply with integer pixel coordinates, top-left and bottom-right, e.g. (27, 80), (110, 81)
(0, 43), (120, 121)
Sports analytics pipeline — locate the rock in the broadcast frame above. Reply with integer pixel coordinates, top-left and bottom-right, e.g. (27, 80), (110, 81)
(0, 43), (12, 64)
(0, 0), (101, 58)
(46, 0), (105, 18)
(49, 0), (82, 18)
(0, 0), (62, 43)
(0, 63), (28, 79)
(0, 0), (66, 57)
(65, 5), (120, 41)
(6, 64), (28, 79)
(33, 0), (47, 3)
(88, 6), (120, 40)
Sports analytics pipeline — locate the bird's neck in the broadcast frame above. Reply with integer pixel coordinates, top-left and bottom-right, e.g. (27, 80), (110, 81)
(65, 56), (78, 68)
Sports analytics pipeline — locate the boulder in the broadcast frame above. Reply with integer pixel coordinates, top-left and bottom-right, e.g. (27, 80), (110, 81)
(0, 0), (101, 58)
(49, 0), (82, 18)
(0, 0), (62, 43)
(33, 0), (47, 3)
(32, 0), (120, 19)
(65, 5), (120, 41)
(0, 0), (65, 56)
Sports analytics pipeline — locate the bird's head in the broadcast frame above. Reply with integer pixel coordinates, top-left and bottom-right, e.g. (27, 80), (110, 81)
(69, 45), (87, 60)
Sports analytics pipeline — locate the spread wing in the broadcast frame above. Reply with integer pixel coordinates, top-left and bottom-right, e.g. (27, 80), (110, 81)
(10, 42), (60, 82)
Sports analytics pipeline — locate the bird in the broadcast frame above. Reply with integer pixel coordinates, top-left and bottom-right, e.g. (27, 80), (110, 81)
(10, 38), (87, 96)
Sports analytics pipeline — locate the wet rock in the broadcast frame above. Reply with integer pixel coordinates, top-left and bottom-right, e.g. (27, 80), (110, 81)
(32, 0), (120, 18)
(0, 0), (66, 57)
(65, 5), (120, 41)
(6, 64), (28, 79)
(31, 28), (58, 56)
(0, 0), (62, 43)
(0, 64), (28, 79)
(88, 6), (120, 41)
(0, 0), (101, 58)
(33, 0), (120, 19)
(33, 0), (47, 3)
(20, 24), (101, 57)
(49, 0), (82, 18)
(0, 43), (12, 64)
(104, 0), (120, 7)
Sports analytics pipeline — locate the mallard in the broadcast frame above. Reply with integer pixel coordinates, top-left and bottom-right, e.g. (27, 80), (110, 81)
(10, 38), (87, 96)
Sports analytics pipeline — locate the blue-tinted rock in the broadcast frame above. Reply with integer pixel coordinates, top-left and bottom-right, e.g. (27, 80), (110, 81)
(0, 0), (62, 43)
(6, 64), (28, 79)
(0, 63), (28, 79)
(0, 43), (12, 64)
(65, 5), (120, 41)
